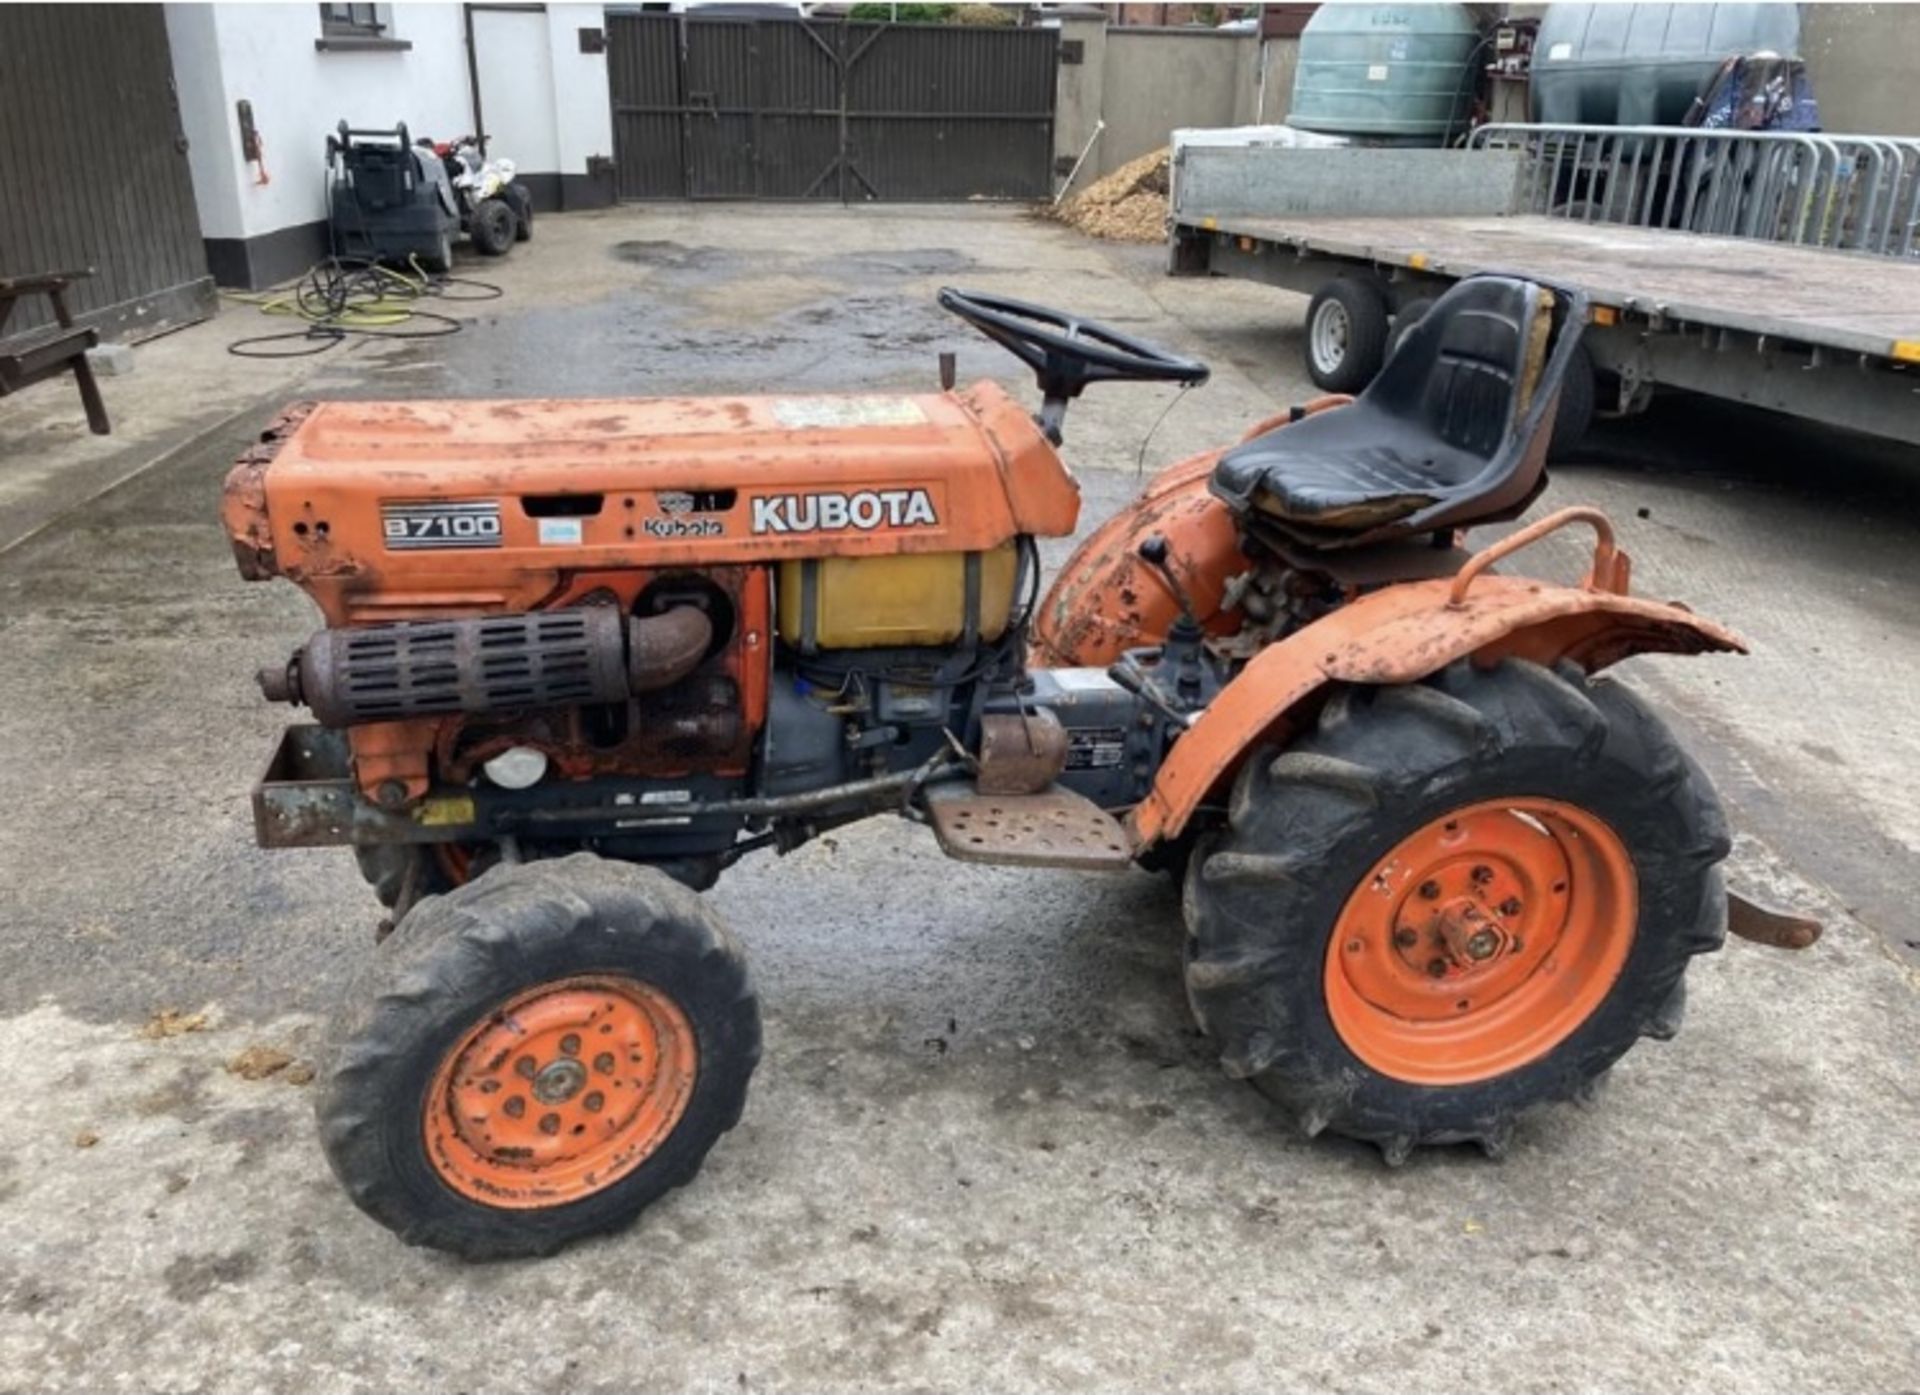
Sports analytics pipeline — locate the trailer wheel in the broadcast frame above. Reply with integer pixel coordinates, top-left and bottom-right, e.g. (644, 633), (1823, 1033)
(318, 853), (761, 1258)
(1549, 342), (1596, 459)
(469, 197), (516, 257)
(1182, 659), (1728, 1162)
(1304, 278), (1391, 393)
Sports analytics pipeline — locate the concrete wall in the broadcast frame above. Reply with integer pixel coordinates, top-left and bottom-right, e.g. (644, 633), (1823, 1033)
(545, 4), (616, 183)
(163, 2), (615, 287)
(1091, 29), (1261, 178)
(1802, 3), (1920, 136)
(1052, 25), (1306, 189)
(1255, 36), (1301, 125)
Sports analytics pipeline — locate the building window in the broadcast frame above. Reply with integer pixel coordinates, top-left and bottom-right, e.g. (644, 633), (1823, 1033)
(314, 4), (409, 51)
(319, 3), (386, 38)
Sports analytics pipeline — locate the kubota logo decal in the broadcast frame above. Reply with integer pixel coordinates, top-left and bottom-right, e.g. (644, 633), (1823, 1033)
(751, 488), (937, 535)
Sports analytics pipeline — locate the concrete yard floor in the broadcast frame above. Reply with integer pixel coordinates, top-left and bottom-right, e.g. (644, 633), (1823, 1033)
(0, 205), (1915, 1393)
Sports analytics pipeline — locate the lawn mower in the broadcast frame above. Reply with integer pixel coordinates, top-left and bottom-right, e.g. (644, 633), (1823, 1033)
(224, 275), (1817, 1258)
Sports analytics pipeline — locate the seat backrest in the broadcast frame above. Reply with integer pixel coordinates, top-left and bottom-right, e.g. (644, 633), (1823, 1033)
(1372, 277), (1552, 465)
(1349, 276), (1578, 542)
(1207, 275), (1586, 551)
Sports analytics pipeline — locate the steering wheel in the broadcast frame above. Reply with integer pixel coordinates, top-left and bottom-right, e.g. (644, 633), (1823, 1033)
(938, 288), (1209, 423)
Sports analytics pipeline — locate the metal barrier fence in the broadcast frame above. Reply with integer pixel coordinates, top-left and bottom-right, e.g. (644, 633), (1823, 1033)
(1468, 123), (1920, 259)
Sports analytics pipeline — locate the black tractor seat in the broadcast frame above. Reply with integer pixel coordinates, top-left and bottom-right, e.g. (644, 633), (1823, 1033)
(1212, 276), (1586, 552)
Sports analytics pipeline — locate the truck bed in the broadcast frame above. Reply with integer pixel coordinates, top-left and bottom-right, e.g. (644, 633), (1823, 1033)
(1189, 212), (1920, 360)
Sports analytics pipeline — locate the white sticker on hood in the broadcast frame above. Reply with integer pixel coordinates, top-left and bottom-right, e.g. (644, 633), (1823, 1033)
(773, 397), (928, 429)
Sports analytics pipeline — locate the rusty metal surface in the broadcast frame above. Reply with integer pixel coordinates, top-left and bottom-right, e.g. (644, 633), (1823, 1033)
(222, 402), (314, 580)
(1448, 506), (1627, 605)
(252, 726), (475, 848)
(274, 608), (633, 728)
(1029, 451), (1244, 669)
(223, 382), (1077, 628)
(629, 605), (714, 692)
(926, 784), (1134, 871)
(1132, 560), (1748, 847)
(976, 710), (1068, 796)
(1727, 889), (1824, 950)
(1031, 396), (1353, 670)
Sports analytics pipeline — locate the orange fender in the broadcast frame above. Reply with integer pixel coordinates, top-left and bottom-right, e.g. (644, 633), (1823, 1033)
(1128, 509), (1746, 848)
(1031, 396), (1352, 669)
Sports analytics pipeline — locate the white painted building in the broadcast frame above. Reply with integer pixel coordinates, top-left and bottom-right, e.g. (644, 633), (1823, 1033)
(163, 2), (617, 287)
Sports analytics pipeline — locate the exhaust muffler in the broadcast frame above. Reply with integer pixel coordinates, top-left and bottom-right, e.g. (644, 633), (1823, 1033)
(257, 605), (712, 727)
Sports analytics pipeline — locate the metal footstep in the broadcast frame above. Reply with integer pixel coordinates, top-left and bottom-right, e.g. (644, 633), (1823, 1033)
(925, 784), (1135, 871)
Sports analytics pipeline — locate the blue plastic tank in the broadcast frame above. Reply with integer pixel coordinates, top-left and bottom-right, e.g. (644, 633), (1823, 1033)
(1288, 3), (1482, 143)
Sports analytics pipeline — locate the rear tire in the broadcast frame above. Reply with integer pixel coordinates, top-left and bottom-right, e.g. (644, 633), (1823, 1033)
(1182, 660), (1728, 1160)
(318, 854), (761, 1258)
(507, 181), (534, 241)
(1304, 278), (1391, 394)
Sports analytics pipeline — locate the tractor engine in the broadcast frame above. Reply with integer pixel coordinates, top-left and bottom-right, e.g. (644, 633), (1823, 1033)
(224, 384), (1208, 893)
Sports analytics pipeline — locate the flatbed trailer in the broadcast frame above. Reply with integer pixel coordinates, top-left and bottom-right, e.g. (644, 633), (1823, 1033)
(1169, 138), (1920, 448)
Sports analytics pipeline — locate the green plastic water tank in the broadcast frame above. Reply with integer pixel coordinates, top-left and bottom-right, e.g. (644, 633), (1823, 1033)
(1532, 3), (1802, 127)
(1288, 3), (1481, 143)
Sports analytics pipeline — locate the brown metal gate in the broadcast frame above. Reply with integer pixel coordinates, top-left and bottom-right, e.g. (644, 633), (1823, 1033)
(0, 5), (214, 342)
(608, 16), (1057, 202)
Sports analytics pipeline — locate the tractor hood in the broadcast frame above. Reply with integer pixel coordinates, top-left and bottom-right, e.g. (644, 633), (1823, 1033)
(223, 382), (1078, 618)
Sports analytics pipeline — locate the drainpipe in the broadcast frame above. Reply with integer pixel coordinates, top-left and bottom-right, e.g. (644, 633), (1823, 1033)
(463, 4), (487, 150)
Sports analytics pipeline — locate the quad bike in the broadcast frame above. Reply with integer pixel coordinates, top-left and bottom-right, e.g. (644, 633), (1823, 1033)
(421, 134), (532, 258)
(223, 275), (1818, 1258)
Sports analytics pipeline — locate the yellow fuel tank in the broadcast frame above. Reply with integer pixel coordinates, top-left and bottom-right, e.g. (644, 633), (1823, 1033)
(776, 544), (1018, 650)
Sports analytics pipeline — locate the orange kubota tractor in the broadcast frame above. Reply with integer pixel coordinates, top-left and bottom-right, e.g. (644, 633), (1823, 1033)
(225, 277), (1814, 1258)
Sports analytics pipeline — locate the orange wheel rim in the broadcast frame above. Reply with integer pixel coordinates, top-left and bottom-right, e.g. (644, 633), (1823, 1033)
(424, 975), (697, 1208)
(1325, 798), (1636, 1086)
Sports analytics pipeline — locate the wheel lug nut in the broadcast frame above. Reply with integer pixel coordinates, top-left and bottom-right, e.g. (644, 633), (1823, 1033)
(1500, 898), (1522, 916)
(1418, 880), (1441, 900)
(538, 1113), (561, 1136)
(503, 1096), (525, 1120)
(1393, 928), (1418, 948)
(1426, 958), (1448, 978)
(1470, 865), (1493, 884)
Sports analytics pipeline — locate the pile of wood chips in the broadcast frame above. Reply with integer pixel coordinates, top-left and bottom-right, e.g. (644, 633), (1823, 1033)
(1046, 147), (1170, 243)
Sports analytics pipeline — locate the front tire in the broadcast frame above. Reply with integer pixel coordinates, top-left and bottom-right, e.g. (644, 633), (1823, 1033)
(1182, 660), (1728, 1160)
(318, 854), (761, 1258)
(468, 197), (516, 256)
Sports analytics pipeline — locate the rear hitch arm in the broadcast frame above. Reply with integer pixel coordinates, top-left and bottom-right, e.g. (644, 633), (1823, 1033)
(1726, 890), (1823, 950)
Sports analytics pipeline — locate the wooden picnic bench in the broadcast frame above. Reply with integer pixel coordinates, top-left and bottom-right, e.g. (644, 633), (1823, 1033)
(0, 268), (110, 435)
